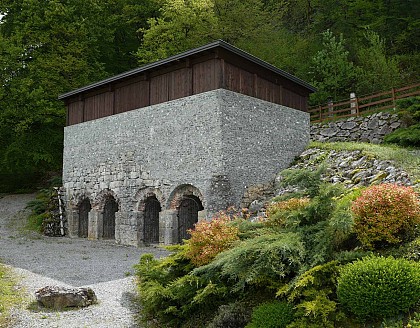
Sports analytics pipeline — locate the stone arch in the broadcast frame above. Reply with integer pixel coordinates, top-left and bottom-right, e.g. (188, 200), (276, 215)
(167, 184), (205, 210)
(168, 184), (205, 241)
(93, 189), (120, 240)
(93, 189), (120, 211)
(67, 193), (92, 238)
(78, 197), (91, 238)
(135, 188), (164, 244)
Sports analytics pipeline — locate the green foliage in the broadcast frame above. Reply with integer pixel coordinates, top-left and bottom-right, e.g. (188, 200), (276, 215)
(26, 189), (52, 232)
(265, 197), (310, 229)
(310, 30), (356, 104)
(136, 0), (271, 64)
(351, 184), (420, 249)
(355, 30), (401, 95)
(327, 188), (361, 248)
(193, 233), (306, 292)
(337, 256), (420, 320)
(279, 261), (342, 328)
(384, 97), (420, 148)
(277, 165), (325, 198)
(400, 237), (420, 262)
(134, 248), (231, 327)
(246, 301), (294, 328)
(383, 124), (420, 148)
(0, 0), (151, 191)
(207, 301), (251, 328)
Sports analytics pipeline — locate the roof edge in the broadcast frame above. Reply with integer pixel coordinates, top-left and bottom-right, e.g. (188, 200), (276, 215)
(58, 40), (316, 100)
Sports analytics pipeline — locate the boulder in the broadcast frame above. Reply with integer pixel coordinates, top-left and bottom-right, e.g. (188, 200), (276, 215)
(35, 286), (97, 309)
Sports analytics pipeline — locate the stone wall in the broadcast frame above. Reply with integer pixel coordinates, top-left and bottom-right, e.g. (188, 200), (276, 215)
(311, 112), (403, 143)
(63, 89), (309, 246)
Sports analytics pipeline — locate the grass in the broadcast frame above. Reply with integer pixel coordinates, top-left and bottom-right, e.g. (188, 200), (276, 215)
(0, 264), (23, 327)
(309, 141), (420, 183)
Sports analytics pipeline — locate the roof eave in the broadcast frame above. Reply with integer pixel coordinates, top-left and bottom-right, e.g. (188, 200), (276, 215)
(58, 40), (316, 100)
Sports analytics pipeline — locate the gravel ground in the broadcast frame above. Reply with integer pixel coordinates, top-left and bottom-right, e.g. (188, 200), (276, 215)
(0, 194), (169, 327)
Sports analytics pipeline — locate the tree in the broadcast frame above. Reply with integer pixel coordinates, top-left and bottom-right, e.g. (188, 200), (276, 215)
(355, 30), (401, 94)
(0, 0), (155, 191)
(136, 0), (273, 64)
(309, 30), (356, 105)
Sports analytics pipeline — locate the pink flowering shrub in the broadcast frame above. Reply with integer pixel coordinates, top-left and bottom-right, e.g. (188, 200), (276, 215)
(185, 210), (240, 266)
(351, 183), (420, 248)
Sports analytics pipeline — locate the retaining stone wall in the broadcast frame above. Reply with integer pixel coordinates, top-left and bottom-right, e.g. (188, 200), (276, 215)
(311, 112), (404, 144)
(63, 89), (309, 245)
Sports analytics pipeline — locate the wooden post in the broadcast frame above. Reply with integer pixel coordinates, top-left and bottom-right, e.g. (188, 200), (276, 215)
(328, 98), (333, 118)
(319, 105), (322, 122)
(350, 92), (356, 115)
(391, 87), (396, 109)
(356, 97), (359, 116)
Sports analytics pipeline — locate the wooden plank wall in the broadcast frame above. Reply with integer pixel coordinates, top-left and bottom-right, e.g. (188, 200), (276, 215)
(66, 56), (309, 125)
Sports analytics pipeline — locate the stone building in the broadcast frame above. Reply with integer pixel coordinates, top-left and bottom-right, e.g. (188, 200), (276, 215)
(59, 40), (315, 246)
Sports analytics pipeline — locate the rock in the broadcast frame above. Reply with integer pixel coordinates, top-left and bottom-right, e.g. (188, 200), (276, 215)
(390, 122), (401, 130)
(320, 127), (338, 137)
(341, 122), (358, 130)
(35, 286), (97, 309)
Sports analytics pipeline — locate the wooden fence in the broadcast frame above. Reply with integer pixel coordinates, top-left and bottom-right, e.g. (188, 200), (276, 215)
(308, 83), (420, 123)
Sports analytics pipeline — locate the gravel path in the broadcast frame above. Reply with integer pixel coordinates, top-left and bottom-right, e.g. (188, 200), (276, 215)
(0, 194), (169, 327)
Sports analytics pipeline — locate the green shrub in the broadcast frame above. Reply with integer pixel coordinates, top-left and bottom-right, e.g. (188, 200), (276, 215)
(278, 261), (342, 328)
(277, 166), (325, 198)
(327, 188), (361, 249)
(384, 96), (420, 147)
(207, 302), (251, 328)
(193, 232), (305, 292)
(265, 197), (310, 228)
(337, 256), (420, 320)
(402, 237), (420, 261)
(246, 301), (294, 328)
(185, 210), (239, 266)
(351, 183), (420, 248)
(384, 123), (420, 147)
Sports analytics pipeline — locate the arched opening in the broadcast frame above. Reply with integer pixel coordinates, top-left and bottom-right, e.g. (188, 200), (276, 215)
(103, 196), (118, 239)
(78, 198), (91, 238)
(144, 196), (161, 244)
(178, 195), (204, 241)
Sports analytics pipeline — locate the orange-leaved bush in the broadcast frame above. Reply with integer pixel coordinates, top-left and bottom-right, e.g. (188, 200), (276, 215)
(351, 183), (420, 248)
(185, 210), (240, 266)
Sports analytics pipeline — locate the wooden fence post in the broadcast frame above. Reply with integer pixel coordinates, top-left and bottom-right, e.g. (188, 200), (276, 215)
(350, 92), (356, 115)
(319, 105), (322, 121)
(328, 98), (333, 118)
(391, 87), (396, 109)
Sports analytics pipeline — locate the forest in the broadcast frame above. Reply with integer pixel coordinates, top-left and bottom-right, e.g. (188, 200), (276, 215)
(0, 0), (419, 191)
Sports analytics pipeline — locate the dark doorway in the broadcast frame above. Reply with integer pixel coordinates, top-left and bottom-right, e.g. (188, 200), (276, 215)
(178, 195), (204, 241)
(78, 198), (91, 238)
(103, 196), (118, 239)
(144, 196), (161, 244)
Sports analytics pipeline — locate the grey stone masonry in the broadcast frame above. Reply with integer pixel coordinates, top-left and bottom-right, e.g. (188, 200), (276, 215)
(311, 111), (404, 144)
(63, 89), (309, 246)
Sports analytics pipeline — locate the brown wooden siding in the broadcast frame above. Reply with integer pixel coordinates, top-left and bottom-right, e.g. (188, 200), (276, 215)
(83, 91), (114, 122)
(67, 100), (84, 125)
(150, 74), (169, 105)
(169, 68), (192, 100)
(192, 59), (221, 94)
(224, 62), (254, 97)
(65, 52), (311, 125)
(114, 81), (149, 114)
